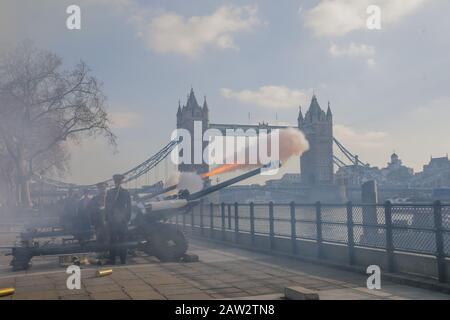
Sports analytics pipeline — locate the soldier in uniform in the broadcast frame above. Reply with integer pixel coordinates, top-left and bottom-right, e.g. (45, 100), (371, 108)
(105, 174), (131, 265)
(61, 188), (79, 233)
(87, 182), (108, 243)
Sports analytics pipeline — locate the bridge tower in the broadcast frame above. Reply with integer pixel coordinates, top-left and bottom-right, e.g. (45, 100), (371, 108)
(176, 88), (209, 175)
(298, 95), (334, 185)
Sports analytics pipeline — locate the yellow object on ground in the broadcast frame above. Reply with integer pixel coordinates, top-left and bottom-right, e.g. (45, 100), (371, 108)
(96, 269), (113, 277)
(0, 287), (15, 297)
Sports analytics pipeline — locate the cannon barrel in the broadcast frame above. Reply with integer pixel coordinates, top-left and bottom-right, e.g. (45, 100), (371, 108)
(139, 184), (177, 201)
(187, 163), (278, 201)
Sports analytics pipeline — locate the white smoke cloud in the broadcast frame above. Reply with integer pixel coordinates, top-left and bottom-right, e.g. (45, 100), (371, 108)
(278, 127), (310, 163)
(164, 171), (203, 193)
(208, 127), (310, 176)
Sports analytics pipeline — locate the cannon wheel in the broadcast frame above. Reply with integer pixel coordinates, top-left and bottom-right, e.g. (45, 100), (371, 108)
(147, 223), (188, 262)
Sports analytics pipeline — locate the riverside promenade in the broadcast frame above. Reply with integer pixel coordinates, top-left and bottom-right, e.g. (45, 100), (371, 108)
(1, 239), (449, 300)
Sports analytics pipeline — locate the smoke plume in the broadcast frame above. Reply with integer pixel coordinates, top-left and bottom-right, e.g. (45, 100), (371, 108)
(278, 127), (310, 162)
(203, 127), (309, 177)
(165, 171), (204, 193)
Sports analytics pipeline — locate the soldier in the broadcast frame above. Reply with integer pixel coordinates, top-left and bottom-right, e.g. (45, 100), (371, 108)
(75, 189), (92, 241)
(105, 174), (131, 265)
(61, 188), (79, 233)
(87, 182), (108, 243)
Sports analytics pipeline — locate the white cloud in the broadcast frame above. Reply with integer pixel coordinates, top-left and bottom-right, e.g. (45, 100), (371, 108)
(329, 42), (376, 65)
(304, 0), (429, 37)
(329, 42), (375, 58)
(135, 5), (262, 57)
(221, 86), (310, 109)
(109, 112), (141, 129)
(334, 124), (388, 148)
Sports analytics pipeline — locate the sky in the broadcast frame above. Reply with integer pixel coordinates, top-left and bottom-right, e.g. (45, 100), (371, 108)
(1, 0), (449, 186)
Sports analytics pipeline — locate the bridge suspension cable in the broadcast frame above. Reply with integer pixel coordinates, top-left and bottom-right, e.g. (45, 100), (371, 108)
(333, 137), (368, 167)
(35, 139), (180, 190)
(333, 155), (347, 169)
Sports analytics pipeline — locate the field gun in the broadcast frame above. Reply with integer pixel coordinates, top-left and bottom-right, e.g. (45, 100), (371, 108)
(10, 164), (273, 271)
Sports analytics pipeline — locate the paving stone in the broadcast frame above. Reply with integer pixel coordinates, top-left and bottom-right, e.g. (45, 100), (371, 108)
(126, 291), (165, 300)
(12, 291), (59, 300)
(115, 279), (147, 286)
(352, 287), (394, 297)
(158, 287), (205, 296)
(165, 293), (213, 300)
(83, 277), (116, 285)
(91, 291), (130, 300)
(205, 287), (243, 294)
(388, 295), (410, 300)
(85, 284), (122, 293)
(58, 289), (89, 296)
(0, 279), (15, 287)
(234, 281), (268, 289)
(245, 286), (278, 295)
(144, 276), (184, 285)
(220, 292), (253, 298)
(196, 279), (233, 289)
(318, 288), (375, 300)
(122, 284), (154, 292)
(14, 284), (55, 292)
(60, 294), (91, 300)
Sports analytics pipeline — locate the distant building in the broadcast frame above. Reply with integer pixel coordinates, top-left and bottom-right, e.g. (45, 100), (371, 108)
(336, 152), (414, 188)
(423, 156), (450, 173)
(412, 155), (450, 188)
(381, 152), (414, 185)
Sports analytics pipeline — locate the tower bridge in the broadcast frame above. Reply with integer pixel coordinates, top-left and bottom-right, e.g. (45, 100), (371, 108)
(34, 88), (449, 202)
(176, 88), (362, 185)
(35, 87), (367, 197)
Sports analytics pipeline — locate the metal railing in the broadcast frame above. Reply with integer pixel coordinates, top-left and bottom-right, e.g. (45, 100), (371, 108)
(177, 201), (450, 283)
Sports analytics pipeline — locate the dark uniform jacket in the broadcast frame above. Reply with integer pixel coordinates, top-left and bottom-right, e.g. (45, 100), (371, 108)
(87, 193), (107, 228)
(105, 187), (131, 227)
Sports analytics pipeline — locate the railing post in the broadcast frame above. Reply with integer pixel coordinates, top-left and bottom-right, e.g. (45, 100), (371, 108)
(250, 202), (255, 246)
(182, 209), (186, 230)
(433, 201), (447, 283)
(346, 201), (355, 265)
(199, 199), (204, 236)
(290, 201), (297, 255)
(384, 201), (395, 273)
(210, 203), (214, 238)
(191, 206), (195, 233)
(269, 202), (275, 251)
(227, 204), (232, 230)
(315, 201), (323, 259)
(234, 202), (239, 243)
(221, 202), (226, 241)
(176, 214), (179, 226)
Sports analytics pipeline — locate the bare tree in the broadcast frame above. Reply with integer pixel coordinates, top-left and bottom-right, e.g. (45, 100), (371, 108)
(0, 42), (116, 206)
(0, 144), (14, 207)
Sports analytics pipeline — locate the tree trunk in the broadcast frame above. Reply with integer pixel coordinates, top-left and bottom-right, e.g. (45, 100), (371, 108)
(0, 171), (14, 207)
(14, 157), (32, 207)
